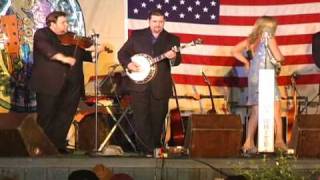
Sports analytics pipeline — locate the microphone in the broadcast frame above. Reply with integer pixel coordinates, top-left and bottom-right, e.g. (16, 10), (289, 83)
(90, 29), (113, 54)
(262, 27), (272, 46)
(290, 72), (298, 91)
(91, 29), (99, 38)
(90, 29), (100, 63)
(262, 31), (271, 46)
(109, 64), (120, 69)
(291, 71), (298, 79)
(104, 47), (113, 53)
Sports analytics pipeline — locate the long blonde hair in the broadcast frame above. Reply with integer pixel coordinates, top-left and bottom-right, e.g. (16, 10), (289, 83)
(248, 16), (278, 46)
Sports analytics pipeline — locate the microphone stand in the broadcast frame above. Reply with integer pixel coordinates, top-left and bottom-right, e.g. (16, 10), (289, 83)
(300, 83), (319, 114)
(263, 32), (269, 70)
(91, 31), (100, 152)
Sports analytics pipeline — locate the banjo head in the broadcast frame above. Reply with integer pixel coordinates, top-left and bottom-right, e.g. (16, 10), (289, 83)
(127, 53), (157, 84)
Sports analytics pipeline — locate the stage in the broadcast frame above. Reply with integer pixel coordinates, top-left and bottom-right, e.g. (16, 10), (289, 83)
(1, 113), (320, 179)
(0, 154), (320, 180)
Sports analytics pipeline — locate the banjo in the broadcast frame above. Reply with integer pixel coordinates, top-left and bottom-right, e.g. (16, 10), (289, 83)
(126, 38), (203, 84)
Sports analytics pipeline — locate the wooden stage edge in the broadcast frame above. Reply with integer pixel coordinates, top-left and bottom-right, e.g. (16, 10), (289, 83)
(1, 155), (320, 180)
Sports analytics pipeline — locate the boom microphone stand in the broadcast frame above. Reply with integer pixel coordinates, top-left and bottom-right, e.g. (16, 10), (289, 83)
(89, 33), (136, 155)
(98, 65), (137, 152)
(300, 82), (319, 114)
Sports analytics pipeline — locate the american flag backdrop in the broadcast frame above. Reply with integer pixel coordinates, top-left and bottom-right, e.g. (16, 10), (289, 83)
(126, 0), (320, 114)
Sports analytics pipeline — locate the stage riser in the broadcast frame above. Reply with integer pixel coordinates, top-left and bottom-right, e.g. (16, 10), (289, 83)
(0, 158), (319, 180)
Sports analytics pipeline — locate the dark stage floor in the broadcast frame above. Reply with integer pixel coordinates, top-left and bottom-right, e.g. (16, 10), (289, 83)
(0, 152), (320, 180)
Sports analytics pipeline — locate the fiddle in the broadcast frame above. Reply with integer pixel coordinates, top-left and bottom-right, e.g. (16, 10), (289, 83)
(58, 32), (93, 49)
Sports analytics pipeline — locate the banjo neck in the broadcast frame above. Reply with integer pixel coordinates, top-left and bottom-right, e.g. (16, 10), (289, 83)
(150, 42), (199, 65)
(151, 54), (168, 65)
(151, 46), (182, 65)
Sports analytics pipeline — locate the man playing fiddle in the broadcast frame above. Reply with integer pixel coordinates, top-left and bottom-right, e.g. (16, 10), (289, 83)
(29, 11), (104, 153)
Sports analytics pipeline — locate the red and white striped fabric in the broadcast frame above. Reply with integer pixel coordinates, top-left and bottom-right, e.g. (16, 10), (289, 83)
(127, 0), (320, 113)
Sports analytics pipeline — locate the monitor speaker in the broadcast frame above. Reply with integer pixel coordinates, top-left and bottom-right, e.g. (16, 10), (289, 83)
(290, 114), (320, 158)
(0, 113), (59, 156)
(185, 114), (243, 158)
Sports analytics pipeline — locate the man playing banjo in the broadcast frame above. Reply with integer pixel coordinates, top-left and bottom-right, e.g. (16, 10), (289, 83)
(118, 9), (181, 156)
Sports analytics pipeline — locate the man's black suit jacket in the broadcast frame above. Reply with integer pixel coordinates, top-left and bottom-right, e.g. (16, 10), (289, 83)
(29, 27), (91, 96)
(312, 31), (320, 69)
(118, 28), (181, 99)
